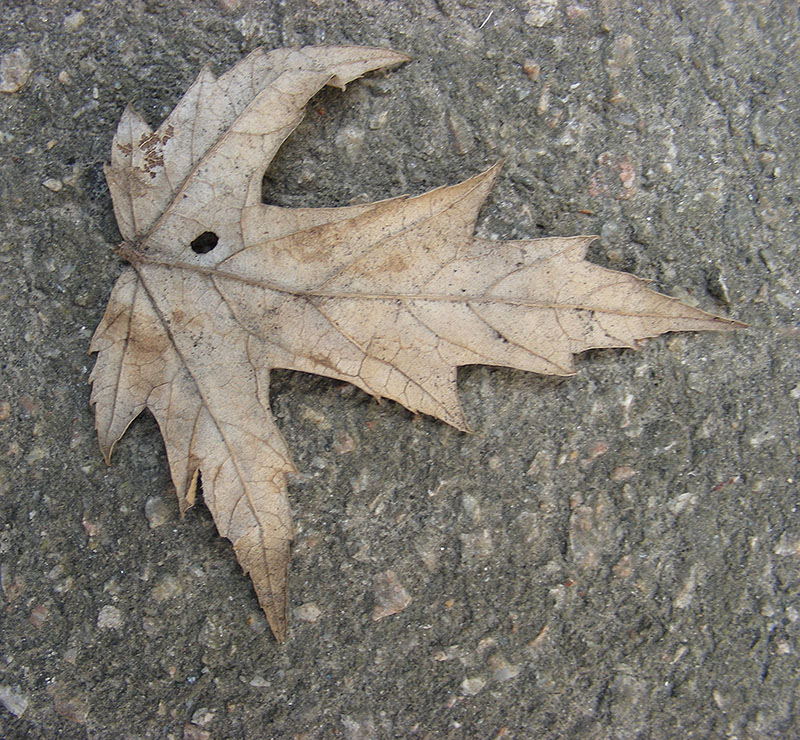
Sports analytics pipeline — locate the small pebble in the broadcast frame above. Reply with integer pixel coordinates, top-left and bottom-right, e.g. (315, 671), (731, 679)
(605, 34), (635, 78)
(447, 110), (475, 155)
(526, 449), (552, 479)
(566, 4), (591, 20)
(461, 493), (480, 520)
(183, 724), (211, 740)
(371, 569), (411, 621)
(706, 265), (731, 305)
(773, 532), (800, 557)
(488, 654), (522, 682)
(29, 604), (49, 628)
(342, 716), (377, 738)
(144, 496), (170, 528)
(460, 676), (486, 696)
(536, 83), (551, 116)
(612, 555), (632, 579)
(191, 707), (215, 727)
(294, 602), (322, 623)
(0, 685), (28, 717)
(522, 60), (541, 82)
(53, 692), (89, 724)
(673, 567), (697, 609)
(151, 574), (181, 602)
(368, 110), (388, 130)
(334, 124), (365, 160)
(245, 611), (267, 634)
(459, 529), (493, 566)
(300, 405), (329, 428)
(610, 465), (636, 481)
(524, 0), (557, 27)
(333, 431), (356, 454)
(43, 178), (63, 192)
(0, 49), (32, 93)
(97, 605), (122, 630)
(82, 517), (98, 537)
(586, 441), (609, 461)
(63, 11), (85, 31)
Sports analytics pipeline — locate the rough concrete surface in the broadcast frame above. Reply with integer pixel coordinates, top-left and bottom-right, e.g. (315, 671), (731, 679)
(0, 1), (798, 738)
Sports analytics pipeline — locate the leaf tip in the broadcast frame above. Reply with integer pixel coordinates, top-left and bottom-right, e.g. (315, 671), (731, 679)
(119, 103), (148, 130)
(178, 469), (199, 515)
(312, 45), (412, 89)
(713, 315), (749, 331)
(484, 159), (505, 180)
(390, 50), (413, 64)
(98, 439), (114, 467)
(272, 622), (289, 644)
(233, 532), (291, 643)
(260, 592), (289, 644)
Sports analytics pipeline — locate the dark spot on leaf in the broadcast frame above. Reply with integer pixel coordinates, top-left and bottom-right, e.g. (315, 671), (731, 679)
(191, 231), (218, 254)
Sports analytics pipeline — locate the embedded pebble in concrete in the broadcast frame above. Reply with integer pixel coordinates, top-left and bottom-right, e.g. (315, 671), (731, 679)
(144, 496), (171, 528)
(461, 676), (486, 696)
(97, 605), (123, 630)
(0, 49), (32, 93)
(371, 570), (411, 621)
(294, 602), (322, 623)
(524, 0), (557, 27)
(0, 685), (28, 717)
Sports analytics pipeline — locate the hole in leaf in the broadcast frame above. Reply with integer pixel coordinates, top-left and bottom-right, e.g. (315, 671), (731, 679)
(190, 231), (218, 254)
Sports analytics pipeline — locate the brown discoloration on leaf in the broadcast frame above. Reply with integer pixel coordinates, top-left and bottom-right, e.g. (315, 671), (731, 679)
(90, 46), (743, 642)
(138, 131), (159, 151)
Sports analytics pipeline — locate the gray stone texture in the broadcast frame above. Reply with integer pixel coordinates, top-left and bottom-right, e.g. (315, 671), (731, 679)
(0, 0), (798, 737)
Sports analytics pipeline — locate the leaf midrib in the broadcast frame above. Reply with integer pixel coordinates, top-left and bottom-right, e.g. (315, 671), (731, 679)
(118, 248), (728, 321)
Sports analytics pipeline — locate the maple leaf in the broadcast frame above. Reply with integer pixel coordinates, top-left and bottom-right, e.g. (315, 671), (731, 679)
(90, 46), (743, 642)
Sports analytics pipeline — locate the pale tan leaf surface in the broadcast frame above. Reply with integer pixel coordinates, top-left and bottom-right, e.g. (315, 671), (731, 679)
(90, 46), (743, 642)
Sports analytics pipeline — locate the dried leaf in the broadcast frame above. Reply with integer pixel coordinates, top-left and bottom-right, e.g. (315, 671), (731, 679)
(90, 46), (743, 641)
